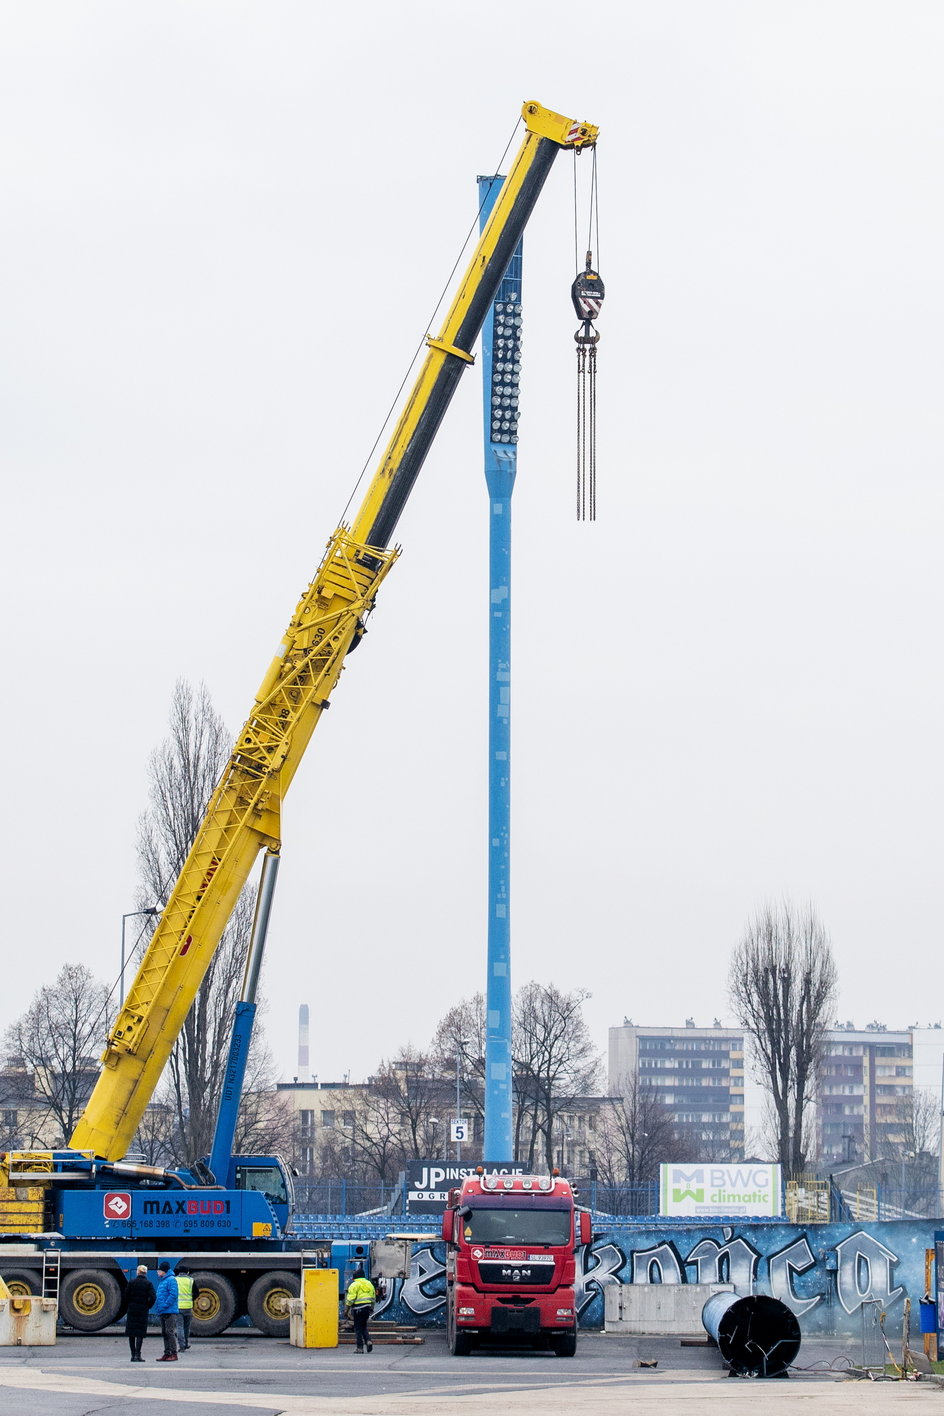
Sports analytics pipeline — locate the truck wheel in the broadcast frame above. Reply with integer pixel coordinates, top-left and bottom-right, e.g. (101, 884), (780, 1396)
(447, 1305), (472, 1356)
(553, 1327), (577, 1357)
(246, 1270), (299, 1337)
(59, 1269), (122, 1331)
(0, 1269), (37, 1297)
(190, 1271), (237, 1337)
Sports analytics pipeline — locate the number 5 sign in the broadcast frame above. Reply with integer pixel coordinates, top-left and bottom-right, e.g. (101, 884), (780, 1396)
(451, 1121), (467, 1143)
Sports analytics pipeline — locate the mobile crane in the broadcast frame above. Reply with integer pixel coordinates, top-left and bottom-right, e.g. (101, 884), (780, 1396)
(0, 100), (599, 1336)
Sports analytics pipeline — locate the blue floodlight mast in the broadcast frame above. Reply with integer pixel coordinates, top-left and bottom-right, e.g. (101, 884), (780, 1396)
(478, 175), (523, 1162)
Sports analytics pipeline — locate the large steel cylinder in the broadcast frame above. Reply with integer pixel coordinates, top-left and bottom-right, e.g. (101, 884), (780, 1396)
(702, 1292), (801, 1377)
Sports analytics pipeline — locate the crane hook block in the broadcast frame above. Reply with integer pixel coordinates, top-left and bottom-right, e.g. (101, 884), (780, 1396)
(572, 251), (604, 341)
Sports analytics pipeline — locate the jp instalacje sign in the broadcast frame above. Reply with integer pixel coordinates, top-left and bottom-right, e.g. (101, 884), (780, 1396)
(660, 1163), (782, 1217)
(407, 1161), (524, 1214)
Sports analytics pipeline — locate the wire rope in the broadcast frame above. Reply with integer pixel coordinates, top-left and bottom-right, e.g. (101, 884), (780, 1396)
(339, 118), (524, 529)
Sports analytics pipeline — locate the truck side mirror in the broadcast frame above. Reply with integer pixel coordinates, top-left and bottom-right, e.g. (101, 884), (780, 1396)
(578, 1211), (592, 1246)
(441, 1210), (454, 1243)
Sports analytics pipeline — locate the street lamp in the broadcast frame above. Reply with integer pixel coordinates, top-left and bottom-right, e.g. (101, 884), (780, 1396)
(120, 908), (158, 1007)
(454, 1038), (469, 1163)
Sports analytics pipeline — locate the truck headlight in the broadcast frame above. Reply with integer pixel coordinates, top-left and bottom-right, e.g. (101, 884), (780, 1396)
(556, 1308), (574, 1319)
(459, 1307), (476, 1316)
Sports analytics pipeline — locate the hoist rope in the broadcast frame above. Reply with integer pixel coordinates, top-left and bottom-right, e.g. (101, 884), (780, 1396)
(573, 148), (601, 522)
(577, 345), (586, 520)
(339, 119), (524, 530)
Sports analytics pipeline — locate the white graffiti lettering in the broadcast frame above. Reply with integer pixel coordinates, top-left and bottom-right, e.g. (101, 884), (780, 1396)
(685, 1235), (760, 1290)
(632, 1242), (684, 1285)
(767, 1235), (822, 1316)
(399, 1244), (446, 1315)
(574, 1242), (625, 1317)
(835, 1232), (903, 1315)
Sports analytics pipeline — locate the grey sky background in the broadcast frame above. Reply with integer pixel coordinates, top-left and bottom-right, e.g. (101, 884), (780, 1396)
(3, 3), (941, 1092)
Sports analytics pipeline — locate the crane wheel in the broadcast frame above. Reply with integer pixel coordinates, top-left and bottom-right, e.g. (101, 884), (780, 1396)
(0, 1269), (37, 1298)
(246, 1270), (300, 1337)
(60, 1269), (122, 1331)
(190, 1271), (237, 1337)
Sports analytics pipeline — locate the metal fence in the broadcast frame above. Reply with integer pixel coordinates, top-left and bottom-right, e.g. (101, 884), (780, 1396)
(292, 1177), (943, 1223)
(292, 1179), (662, 1220)
(293, 1181), (402, 1216)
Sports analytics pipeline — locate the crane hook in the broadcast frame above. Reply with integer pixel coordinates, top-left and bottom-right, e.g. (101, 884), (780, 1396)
(572, 251), (604, 520)
(572, 250), (605, 343)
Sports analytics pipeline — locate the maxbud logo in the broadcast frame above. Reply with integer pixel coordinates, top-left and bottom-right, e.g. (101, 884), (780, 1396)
(103, 1192), (131, 1220)
(142, 1199), (232, 1215)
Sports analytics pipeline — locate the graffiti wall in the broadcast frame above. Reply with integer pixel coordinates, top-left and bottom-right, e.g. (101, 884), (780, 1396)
(372, 1220), (936, 1335)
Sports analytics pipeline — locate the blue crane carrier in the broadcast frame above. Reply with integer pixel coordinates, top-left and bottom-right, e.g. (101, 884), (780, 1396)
(0, 99), (599, 1336)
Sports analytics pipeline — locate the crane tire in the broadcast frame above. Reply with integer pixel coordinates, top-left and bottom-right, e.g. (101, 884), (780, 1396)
(246, 1270), (300, 1337)
(0, 1269), (38, 1298)
(60, 1269), (122, 1331)
(190, 1270), (237, 1337)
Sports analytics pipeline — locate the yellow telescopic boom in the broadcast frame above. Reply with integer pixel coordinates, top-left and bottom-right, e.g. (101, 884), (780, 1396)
(70, 101), (598, 1161)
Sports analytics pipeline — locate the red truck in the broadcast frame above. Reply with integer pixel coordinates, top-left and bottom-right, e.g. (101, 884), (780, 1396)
(440, 1170), (592, 1356)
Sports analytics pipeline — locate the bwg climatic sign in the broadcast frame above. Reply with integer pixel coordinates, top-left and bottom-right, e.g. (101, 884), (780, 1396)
(660, 1163), (782, 1217)
(406, 1161), (524, 1214)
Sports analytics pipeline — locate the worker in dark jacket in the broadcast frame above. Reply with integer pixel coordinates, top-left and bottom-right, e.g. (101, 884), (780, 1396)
(125, 1264), (156, 1362)
(344, 1266), (376, 1353)
(152, 1261), (179, 1360)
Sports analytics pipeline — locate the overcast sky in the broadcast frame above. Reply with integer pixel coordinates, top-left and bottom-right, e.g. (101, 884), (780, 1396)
(2, 2), (942, 1095)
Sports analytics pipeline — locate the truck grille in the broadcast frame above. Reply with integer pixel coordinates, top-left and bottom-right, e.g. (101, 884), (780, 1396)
(477, 1262), (554, 1287)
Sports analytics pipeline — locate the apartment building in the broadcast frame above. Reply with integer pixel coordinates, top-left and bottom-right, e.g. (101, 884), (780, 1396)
(608, 1020), (745, 1159)
(817, 1026), (913, 1163)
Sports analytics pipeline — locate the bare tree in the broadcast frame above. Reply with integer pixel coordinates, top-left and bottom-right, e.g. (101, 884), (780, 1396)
(3, 964), (110, 1143)
(136, 680), (283, 1167)
(137, 680), (231, 905)
(131, 1087), (180, 1167)
(729, 902), (837, 1175)
(431, 995), (486, 1130)
(356, 1047), (449, 1165)
(339, 1086), (406, 1184)
(233, 1059), (296, 1159)
(598, 1076), (682, 1194)
(334, 1064), (438, 1185)
(513, 983), (601, 1170)
(882, 1087), (940, 1162)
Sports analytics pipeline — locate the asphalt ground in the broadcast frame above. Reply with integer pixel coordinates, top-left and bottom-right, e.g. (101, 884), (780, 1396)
(0, 1330), (940, 1415)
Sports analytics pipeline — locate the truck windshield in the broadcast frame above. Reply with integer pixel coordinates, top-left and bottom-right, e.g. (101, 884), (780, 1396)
(464, 1207), (571, 1246)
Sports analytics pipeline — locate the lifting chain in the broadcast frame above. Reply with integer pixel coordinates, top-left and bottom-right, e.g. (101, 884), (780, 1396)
(572, 251), (604, 521)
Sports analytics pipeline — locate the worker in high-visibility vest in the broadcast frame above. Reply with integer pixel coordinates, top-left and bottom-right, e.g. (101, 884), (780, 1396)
(344, 1267), (376, 1353)
(176, 1265), (195, 1350)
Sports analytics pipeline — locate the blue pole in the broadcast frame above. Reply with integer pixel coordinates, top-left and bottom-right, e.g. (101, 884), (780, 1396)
(209, 1000), (256, 1184)
(208, 851), (280, 1184)
(478, 175), (522, 1163)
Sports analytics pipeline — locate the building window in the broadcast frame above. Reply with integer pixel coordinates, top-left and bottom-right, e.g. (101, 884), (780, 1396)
(321, 1110), (335, 1128)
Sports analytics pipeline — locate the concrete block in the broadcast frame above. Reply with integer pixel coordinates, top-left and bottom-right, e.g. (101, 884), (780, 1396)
(0, 1295), (57, 1345)
(604, 1282), (734, 1335)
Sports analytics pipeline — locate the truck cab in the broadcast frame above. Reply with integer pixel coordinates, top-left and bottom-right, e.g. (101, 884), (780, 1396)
(441, 1171), (591, 1356)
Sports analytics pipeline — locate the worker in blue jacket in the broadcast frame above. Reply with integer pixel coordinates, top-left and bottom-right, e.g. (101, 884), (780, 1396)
(152, 1261), (179, 1361)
